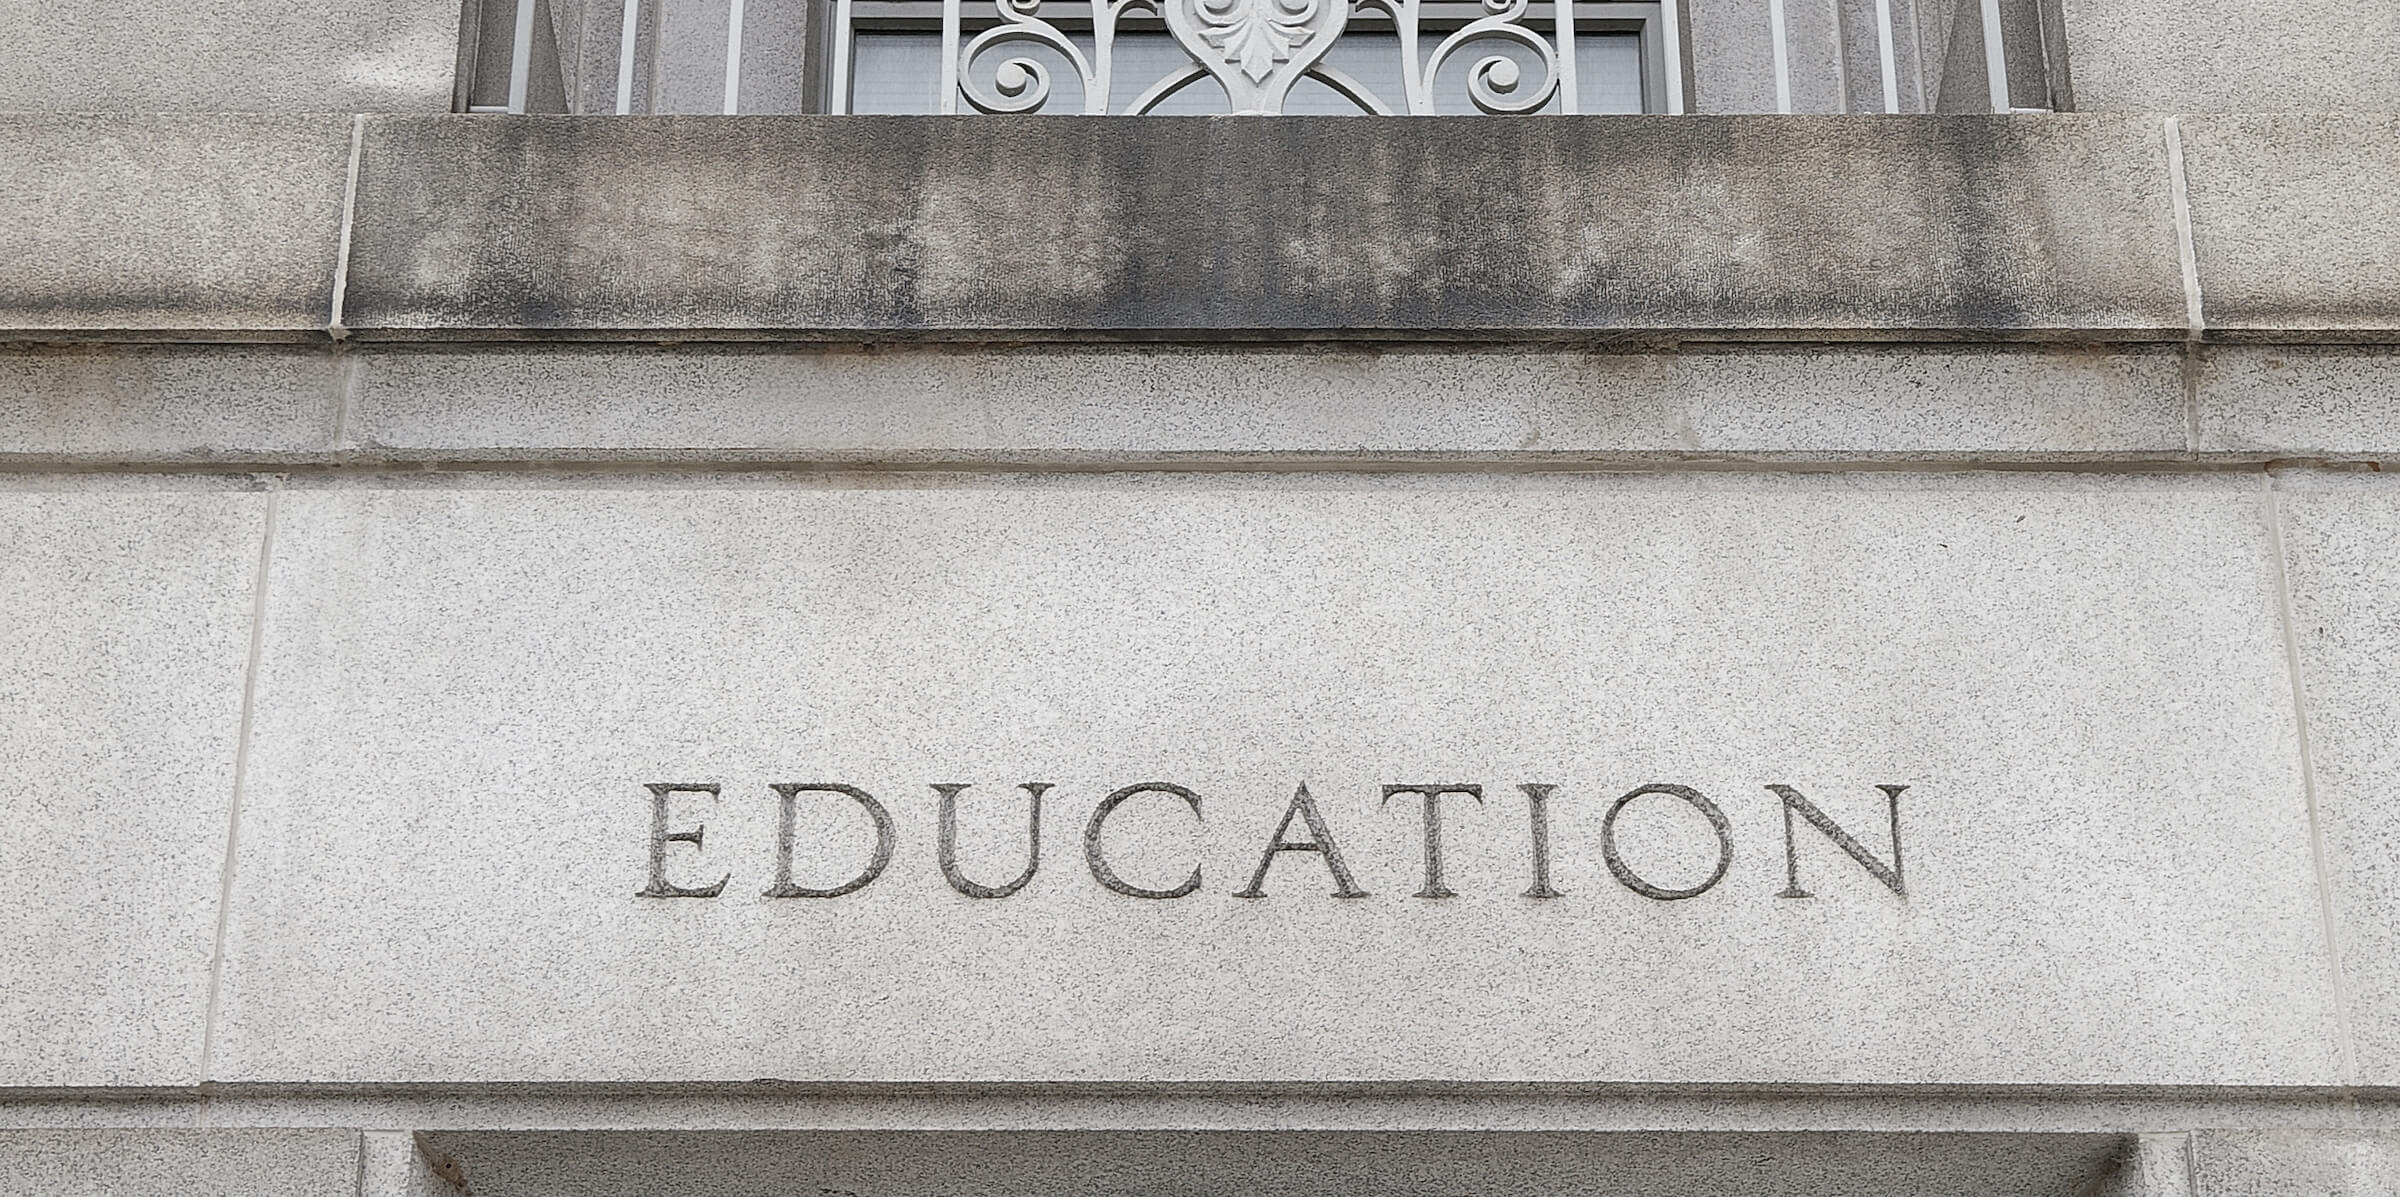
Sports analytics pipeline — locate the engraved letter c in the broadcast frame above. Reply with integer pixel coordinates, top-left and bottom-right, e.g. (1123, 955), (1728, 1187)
(1084, 782), (1203, 899)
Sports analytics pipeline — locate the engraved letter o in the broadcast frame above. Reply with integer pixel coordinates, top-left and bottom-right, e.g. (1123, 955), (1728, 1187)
(1600, 783), (1733, 901)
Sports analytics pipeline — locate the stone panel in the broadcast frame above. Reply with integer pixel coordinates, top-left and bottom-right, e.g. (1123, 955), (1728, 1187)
(2196, 347), (2400, 460)
(338, 114), (2188, 340)
(0, 347), (341, 463)
(2181, 116), (2400, 340)
(0, 341), (2192, 466)
(1684, 0), (1785, 114)
(0, 0), (459, 112)
(362, 1131), (458, 1197)
(2059, 0), (2400, 113)
(2189, 1129), (2400, 1196)
(416, 1129), (2127, 1197)
(2101, 1134), (2195, 1197)
(0, 1129), (360, 1197)
(211, 472), (2337, 1085)
(0, 487), (269, 1087)
(342, 344), (2187, 462)
(0, 117), (353, 338)
(2270, 472), (2400, 1083)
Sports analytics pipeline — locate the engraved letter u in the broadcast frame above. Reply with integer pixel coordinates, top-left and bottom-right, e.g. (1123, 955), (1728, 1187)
(935, 783), (1049, 899)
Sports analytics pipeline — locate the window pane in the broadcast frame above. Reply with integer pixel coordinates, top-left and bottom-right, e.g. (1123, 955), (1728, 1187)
(852, 33), (948, 113)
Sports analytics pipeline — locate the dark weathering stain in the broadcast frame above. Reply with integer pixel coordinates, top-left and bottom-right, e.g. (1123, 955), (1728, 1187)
(333, 115), (2151, 338)
(1938, 119), (2042, 333)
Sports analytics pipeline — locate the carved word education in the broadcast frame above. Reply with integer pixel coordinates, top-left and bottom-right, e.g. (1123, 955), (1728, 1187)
(638, 780), (1911, 903)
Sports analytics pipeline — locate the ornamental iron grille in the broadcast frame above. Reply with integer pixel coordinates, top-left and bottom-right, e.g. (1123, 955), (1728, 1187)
(835, 0), (1668, 114)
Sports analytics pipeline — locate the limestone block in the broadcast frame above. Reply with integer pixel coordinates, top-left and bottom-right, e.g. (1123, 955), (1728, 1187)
(2059, 0), (2400, 113)
(2196, 347), (2400, 460)
(0, 0), (460, 112)
(2101, 1134), (2195, 1197)
(341, 344), (2187, 462)
(362, 1131), (462, 1197)
(414, 1129), (2126, 1197)
(2189, 1129), (2400, 1196)
(337, 114), (2188, 339)
(0, 340), (2197, 466)
(210, 472), (2338, 1085)
(0, 1129), (360, 1197)
(0, 487), (269, 1087)
(2181, 115), (2400, 340)
(0, 117), (353, 338)
(1684, 0), (1793, 113)
(0, 347), (341, 463)
(2270, 472), (2400, 1083)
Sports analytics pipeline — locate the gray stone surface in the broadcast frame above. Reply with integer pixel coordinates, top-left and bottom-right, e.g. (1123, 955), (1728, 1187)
(1684, 0), (1806, 114)
(0, 347), (341, 463)
(210, 472), (2338, 1086)
(341, 344), (2187, 462)
(0, 486), (269, 1088)
(0, 117), (353, 338)
(2101, 1134), (2194, 1197)
(2189, 1129), (2400, 1196)
(0, 0), (460, 112)
(2181, 115), (2400, 340)
(0, 1129), (360, 1197)
(2059, 0), (2400, 113)
(2271, 472), (2400, 1084)
(338, 114), (2188, 339)
(416, 1129), (2126, 1197)
(361, 1131), (458, 1197)
(6, 1085), (2397, 1134)
(0, 341), (2200, 465)
(2196, 348), (2400, 460)
(649, 0), (736, 113)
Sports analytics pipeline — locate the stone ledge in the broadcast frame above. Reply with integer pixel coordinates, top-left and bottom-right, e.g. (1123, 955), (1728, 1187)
(335, 114), (2189, 341)
(2181, 114), (2400, 340)
(4, 114), (2394, 345)
(0, 342), (2193, 465)
(0, 116), (354, 339)
(16, 341), (2400, 468)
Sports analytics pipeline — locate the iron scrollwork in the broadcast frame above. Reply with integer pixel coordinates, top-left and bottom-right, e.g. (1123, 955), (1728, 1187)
(937, 0), (1581, 114)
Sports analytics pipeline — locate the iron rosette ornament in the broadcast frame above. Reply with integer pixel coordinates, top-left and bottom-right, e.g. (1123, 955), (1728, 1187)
(951, 0), (1566, 114)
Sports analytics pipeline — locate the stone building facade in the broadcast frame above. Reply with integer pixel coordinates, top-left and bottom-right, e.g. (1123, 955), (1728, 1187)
(3, 0), (2398, 1192)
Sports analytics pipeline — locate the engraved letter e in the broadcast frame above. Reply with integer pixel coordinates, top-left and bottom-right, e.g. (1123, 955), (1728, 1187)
(639, 782), (730, 898)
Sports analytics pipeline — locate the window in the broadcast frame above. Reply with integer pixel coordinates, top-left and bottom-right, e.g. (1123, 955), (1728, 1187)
(455, 0), (2062, 117)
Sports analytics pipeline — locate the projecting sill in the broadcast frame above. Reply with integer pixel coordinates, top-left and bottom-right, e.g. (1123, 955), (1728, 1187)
(5, 113), (2395, 342)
